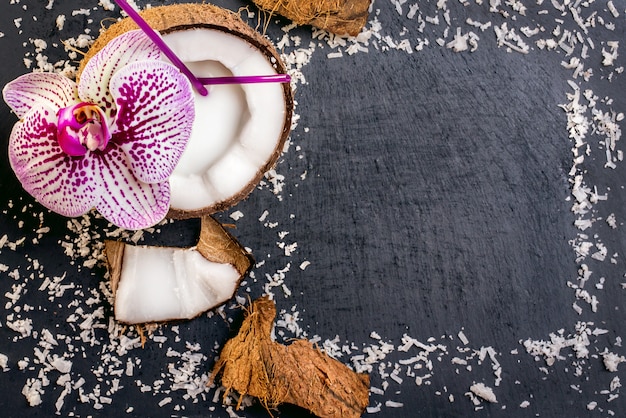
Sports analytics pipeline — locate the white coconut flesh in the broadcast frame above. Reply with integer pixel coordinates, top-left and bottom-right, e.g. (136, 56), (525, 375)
(162, 28), (288, 213)
(114, 245), (240, 324)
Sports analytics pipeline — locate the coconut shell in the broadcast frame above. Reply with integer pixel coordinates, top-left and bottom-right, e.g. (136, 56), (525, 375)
(196, 215), (252, 277)
(252, 0), (371, 36)
(79, 4), (293, 219)
(104, 240), (125, 295)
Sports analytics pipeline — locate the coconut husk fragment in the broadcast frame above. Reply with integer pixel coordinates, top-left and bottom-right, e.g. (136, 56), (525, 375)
(196, 215), (252, 277)
(252, 0), (371, 36)
(211, 297), (370, 417)
(104, 239), (126, 295)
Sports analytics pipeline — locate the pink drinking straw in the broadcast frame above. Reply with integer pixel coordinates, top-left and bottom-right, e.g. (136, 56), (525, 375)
(198, 74), (291, 85)
(115, 1), (290, 94)
(114, 0), (208, 96)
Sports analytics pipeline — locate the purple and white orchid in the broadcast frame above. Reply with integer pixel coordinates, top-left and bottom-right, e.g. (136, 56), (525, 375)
(3, 30), (195, 230)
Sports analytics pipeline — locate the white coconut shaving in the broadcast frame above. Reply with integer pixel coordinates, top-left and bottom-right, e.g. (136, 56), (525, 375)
(0, 354), (9, 372)
(468, 382), (498, 403)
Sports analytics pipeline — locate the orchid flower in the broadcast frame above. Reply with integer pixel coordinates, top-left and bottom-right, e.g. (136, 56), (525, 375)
(3, 30), (194, 230)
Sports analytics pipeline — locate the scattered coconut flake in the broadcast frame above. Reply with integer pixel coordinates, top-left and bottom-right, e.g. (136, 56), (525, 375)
(458, 330), (469, 345)
(229, 210), (244, 221)
(603, 351), (626, 372)
(55, 14), (65, 31)
(22, 378), (44, 407)
(469, 382), (498, 403)
(0, 354), (8, 372)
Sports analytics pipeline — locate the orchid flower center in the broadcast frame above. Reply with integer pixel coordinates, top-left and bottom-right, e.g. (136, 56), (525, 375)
(57, 102), (111, 156)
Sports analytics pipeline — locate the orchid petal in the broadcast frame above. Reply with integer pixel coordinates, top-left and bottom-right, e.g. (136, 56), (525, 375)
(8, 105), (98, 217)
(3, 72), (78, 119)
(92, 145), (170, 230)
(109, 60), (194, 183)
(79, 30), (161, 121)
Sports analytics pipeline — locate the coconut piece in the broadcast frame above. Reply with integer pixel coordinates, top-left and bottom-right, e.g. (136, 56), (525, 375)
(79, 4), (293, 218)
(104, 216), (252, 324)
(211, 297), (370, 417)
(252, 0), (371, 36)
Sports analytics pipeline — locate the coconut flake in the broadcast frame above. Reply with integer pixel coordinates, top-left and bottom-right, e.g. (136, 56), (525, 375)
(469, 382), (498, 403)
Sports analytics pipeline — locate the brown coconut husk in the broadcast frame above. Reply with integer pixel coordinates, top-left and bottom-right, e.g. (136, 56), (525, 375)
(195, 215), (252, 277)
(104, 215), (252, 319)
(211, 297), (370, 417)
(252, 0), (371, 36)
(79, 4), (294, 219)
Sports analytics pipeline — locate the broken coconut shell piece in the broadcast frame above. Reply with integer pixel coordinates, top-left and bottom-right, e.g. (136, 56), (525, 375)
(252, 0), (372, 36)
(104, 216), (252, 324)
(79, 4), (294, 218)
(211, 297), (370, 418)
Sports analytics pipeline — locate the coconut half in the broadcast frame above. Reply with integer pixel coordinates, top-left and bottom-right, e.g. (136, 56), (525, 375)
(79, 4), (293, 218)
(104, 216), (252, 324)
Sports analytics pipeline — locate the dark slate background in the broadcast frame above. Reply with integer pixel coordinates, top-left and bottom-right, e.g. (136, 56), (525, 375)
(0, 1), (624, 417)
